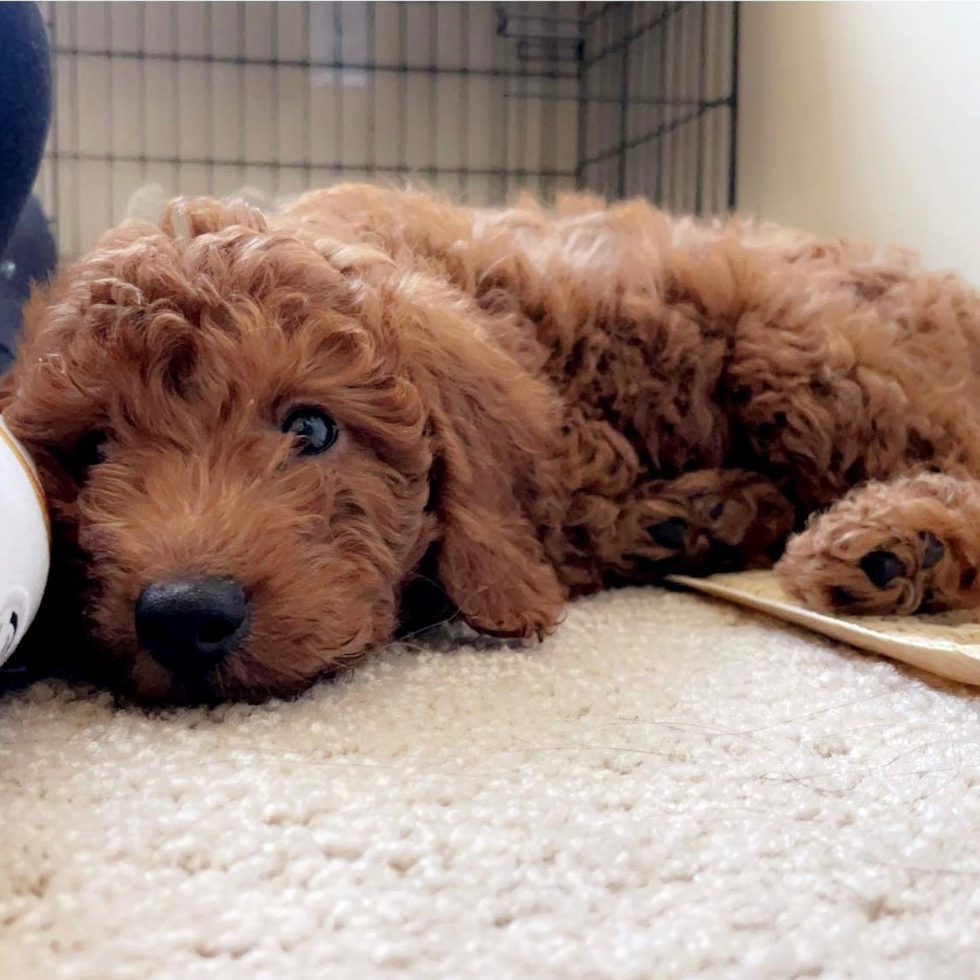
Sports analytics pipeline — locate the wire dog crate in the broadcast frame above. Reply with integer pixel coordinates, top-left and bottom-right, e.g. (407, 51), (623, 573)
(34, 1), (739, 260)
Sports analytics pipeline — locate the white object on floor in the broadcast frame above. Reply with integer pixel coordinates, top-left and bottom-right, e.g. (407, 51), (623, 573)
(0, 415), (49, 665)
(2, 587), (980, 978)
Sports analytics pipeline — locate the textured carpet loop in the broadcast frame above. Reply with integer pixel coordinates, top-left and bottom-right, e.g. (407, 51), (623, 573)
(3, 589), (980, 978)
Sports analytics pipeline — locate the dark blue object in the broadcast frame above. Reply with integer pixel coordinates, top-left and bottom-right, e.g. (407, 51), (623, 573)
(0, 2), (55, 372)
(0, 197), (56, 371)
(0, 3), (52, 249)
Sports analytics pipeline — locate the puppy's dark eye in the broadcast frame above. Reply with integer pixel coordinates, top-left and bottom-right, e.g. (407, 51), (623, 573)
(282, 407), (339, 456)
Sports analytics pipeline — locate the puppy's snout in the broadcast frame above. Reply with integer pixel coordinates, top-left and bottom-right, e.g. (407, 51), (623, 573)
(135, 577), (250, 673)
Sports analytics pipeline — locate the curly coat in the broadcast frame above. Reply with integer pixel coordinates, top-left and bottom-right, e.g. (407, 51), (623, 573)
(4, 184), (980, 701)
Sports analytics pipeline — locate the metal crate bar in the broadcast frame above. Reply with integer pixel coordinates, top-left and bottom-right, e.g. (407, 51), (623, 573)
(35, 1), (739, 260)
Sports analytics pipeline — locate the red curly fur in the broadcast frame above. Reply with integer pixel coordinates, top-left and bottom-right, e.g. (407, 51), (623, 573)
(4, 183), (980, 701)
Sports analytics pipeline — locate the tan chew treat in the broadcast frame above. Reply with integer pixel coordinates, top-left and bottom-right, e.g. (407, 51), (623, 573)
(668, 570), (980, 687)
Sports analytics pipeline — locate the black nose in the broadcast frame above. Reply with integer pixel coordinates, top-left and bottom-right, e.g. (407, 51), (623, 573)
(135, 577), (250, 674)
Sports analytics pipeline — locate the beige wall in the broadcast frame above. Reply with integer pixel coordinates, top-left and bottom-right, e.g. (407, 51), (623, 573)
(738, 2), (980, 285)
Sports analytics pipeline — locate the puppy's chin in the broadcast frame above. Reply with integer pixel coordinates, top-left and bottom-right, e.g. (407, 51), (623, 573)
(117, 647), (356, 706)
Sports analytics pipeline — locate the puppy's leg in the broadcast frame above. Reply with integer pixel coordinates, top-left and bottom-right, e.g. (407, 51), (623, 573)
(606, 469), (796, 580)
(776, 472), (980, 614)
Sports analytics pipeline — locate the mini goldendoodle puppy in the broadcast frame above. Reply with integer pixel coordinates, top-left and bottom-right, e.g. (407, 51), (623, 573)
(4, 184), (980, 702)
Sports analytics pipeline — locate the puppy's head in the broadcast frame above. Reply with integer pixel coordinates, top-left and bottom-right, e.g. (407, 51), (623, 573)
(2, 197), (563, 702)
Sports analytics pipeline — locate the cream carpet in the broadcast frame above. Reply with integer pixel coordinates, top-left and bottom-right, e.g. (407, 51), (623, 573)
(3, 586), (980, 979)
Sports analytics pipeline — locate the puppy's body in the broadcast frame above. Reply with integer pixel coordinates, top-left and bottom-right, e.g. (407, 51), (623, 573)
(5, 184), (980, 701)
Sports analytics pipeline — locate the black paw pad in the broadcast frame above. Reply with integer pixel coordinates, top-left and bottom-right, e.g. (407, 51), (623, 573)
(859, 550), (906, 589)
(831, 587), (858, 607)
(919, 531), (944, 570)
(648, 517), (688, 551)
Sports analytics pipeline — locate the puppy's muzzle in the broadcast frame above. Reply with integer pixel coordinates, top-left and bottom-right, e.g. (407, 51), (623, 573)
(135, 577), (250, 674)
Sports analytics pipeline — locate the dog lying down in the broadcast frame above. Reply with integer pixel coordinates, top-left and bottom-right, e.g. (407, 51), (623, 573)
(4, 183), (980, 703)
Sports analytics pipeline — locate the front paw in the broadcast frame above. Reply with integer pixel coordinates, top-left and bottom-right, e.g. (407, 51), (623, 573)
(778, 525), (967, 615)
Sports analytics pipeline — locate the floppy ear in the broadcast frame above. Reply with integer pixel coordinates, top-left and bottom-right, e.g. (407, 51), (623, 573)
(395, 278), (565, 639)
